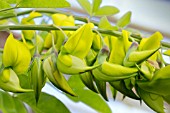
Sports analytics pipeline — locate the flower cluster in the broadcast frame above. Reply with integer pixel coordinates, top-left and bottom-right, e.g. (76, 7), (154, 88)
(0, 12), (169, 112)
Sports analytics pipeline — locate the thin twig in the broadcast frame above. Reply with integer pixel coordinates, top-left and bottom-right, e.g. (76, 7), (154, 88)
(0, 7), (17, 12)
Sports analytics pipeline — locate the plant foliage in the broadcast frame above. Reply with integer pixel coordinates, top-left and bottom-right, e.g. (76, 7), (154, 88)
(0, 0), (170, 113)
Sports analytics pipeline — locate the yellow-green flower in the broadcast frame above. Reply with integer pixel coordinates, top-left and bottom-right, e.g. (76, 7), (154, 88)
(3, 33), (31, 74)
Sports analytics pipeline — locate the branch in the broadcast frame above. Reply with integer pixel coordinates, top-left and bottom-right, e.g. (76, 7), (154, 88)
(0, 24), (125, 37)
(0, 9), (98, 25)
(0, 7), (17, 12)
(0, 24), (169, 48)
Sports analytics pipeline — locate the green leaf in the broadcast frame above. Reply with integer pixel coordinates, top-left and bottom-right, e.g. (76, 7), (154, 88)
(94, 78), (108, 101)
(137, 79), (170, 97)
(79, 72), (98, 93)
(137, 65), (170, 96)
(0, 0), (11, 9)
(109, 84), (117, 100)
(16, 92), (70, 113)
(0, 0), (16, 17)
(67, 75), (112, 113)
(77, 0), (92, 15)
(163, 95), (170, 104)
(116, 11), (132, 28)
(110, 80), (140, 100)
(0, 91), (27, 113)
(98, 16), (111, 29)
(6, 0), (20, 4)
(136, 87), (164, 113)
(92, 0), (102, 13)
(98, 16), (118, 30)
(6, 0), (16, 4)
(94, 6), (119, 16)
(18, 0), (70, 8)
